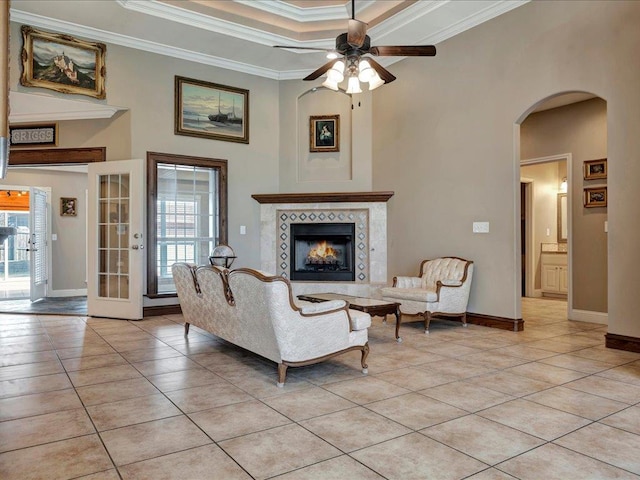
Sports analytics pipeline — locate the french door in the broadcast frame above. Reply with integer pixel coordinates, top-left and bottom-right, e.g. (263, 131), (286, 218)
(29, 187), (48, 302)
(87, 159), (144, 320)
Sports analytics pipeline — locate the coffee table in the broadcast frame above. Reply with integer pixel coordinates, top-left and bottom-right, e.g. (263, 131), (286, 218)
(297, 293), (402, 341)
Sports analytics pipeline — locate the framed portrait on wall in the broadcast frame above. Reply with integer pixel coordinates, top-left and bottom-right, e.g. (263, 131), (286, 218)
(60, 197), (77, 216)
(583, 158), (607, 180)
(310, 115), (339, 152)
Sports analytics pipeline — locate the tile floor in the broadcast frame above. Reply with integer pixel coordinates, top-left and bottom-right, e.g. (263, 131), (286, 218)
(1, 297), (639, 479)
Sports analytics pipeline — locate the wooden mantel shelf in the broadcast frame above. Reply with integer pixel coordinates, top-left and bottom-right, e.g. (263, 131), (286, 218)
(252, 191), (394, 204)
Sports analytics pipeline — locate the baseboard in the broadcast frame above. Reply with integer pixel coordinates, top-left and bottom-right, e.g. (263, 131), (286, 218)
(48, 288), (87, 297)
(143, 304), (182, 317)
(569, 309), (608, 325)
(605, 333), (640, 353)
(466, 313), (524, 332)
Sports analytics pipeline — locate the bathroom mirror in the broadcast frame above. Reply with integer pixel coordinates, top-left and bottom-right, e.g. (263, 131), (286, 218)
(557, 193), (567, 243)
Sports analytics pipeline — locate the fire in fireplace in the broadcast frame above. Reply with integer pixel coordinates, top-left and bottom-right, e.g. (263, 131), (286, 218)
(290, 223), (355, 281)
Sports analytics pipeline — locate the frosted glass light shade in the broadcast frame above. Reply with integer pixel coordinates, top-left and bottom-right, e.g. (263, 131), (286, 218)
(346, 76), (362, 94)
(368, 72), (385, 90)
(322, 78), (339, 91)
(358, 59), (375, 82)
(327, 60), (345, 83)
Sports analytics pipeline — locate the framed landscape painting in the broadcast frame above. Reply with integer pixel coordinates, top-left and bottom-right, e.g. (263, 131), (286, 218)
(20, 25), (106, 99)
(584, 186), (607, 208)
(175, 76), (249, 144)
(310, 115), (339, 152)
(583, 158), (607, 180)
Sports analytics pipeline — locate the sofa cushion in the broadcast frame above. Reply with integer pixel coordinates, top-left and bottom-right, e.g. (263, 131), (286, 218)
(380, 287), (437, 303)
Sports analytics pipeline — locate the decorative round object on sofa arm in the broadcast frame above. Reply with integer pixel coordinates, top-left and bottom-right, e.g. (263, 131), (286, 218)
(209, 244), (236, 268)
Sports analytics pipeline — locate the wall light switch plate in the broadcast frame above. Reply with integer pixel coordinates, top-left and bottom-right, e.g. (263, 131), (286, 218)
(473, 222), (490, 233)
(51, 233), (57, 241)
(240, 225), (246, 235)
(604, 221), (608, 233)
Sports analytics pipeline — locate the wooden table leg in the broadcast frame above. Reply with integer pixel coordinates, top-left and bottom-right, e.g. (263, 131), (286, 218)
(394, 308), (402, 342)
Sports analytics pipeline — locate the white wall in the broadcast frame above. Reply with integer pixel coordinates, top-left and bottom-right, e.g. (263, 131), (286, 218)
(372, 1), (640, 339)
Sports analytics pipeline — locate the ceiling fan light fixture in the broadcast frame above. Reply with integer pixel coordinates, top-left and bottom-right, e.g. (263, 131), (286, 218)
(357, 59), (375, 82)
(322, 78), (340, 91)
(368, 72), (385, 90)
(346, 76), (362, 94)
(326, 51), (338, 60)
(326, 60), (345, 83)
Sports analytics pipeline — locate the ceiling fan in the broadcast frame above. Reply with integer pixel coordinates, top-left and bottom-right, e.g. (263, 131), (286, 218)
(274, 0), (436, 93)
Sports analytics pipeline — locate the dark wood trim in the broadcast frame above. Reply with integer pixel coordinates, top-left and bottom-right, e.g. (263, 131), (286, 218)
(605, 333), (640, 353)
(143, 304), (182, 317)
(466, 313), (524, 332)
(9, 147), (105, 165)
(251, 191), (394, 204)
(146, 152), (228, 296)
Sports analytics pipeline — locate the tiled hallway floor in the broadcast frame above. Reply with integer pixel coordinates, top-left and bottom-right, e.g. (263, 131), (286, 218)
(1, 297), (639, 479)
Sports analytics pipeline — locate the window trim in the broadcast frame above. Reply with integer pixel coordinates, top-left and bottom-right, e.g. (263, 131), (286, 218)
(146, 151), (228, 297)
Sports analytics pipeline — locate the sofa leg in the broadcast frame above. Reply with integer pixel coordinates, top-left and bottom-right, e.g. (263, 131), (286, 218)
(424, 312), (432, 334)
(361, 343), (370, 375)
(277, 363), (287, 387)
(184, 322), (190, 335)
(462, 313), (468, 327)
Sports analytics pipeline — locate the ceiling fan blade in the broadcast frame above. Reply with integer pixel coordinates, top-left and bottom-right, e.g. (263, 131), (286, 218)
(366, 57), (396, 84)
(347, 19), (367, 48)
(303, 59), (337, 81)
(370, 45), (436, 56)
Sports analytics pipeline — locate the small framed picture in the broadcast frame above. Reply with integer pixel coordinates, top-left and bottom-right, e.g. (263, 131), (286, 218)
(583, 158), (607, 180)
(60, 197), (77, 216)
(583, 186), (607, 208)
(310, 115), (339, 152)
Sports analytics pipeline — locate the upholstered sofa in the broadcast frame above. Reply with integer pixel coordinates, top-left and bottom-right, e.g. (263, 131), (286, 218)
(172, 263), (371, 386)
(380, 257), (473, 335)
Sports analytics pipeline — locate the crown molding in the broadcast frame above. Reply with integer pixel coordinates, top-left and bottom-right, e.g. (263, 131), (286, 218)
(232, 0), (349, 22)
(10, 9), (285, 80)
(9, 92), (126, 123)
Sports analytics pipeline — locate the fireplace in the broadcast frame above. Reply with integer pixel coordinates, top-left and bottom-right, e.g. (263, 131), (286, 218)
(290, 223), (355, 281)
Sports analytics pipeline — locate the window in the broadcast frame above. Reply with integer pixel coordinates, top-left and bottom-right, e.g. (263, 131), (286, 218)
(147, 153), (227, 296)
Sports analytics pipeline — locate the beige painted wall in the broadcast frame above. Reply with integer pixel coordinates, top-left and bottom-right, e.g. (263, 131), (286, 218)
(0, 168), (87, 291)
(521, 161), (565, 291)
(372, 1), (639, 338)
(521, 99), (607, 313)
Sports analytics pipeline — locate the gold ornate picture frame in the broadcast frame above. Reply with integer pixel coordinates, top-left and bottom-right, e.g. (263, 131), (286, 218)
(583, 158), (607, 180)
(583, 186), (607, 208)
(20, 25), (106, 99)
(310, 115), (340, 152)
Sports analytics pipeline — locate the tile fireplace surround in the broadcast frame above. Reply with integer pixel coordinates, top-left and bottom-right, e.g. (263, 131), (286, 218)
(252, 192), (394, 298)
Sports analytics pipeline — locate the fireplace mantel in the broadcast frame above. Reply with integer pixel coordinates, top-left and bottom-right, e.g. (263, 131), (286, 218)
(252, 191), (394, 204)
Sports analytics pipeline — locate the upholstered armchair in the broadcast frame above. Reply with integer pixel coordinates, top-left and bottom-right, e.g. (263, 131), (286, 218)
(380, 257), (473, 335)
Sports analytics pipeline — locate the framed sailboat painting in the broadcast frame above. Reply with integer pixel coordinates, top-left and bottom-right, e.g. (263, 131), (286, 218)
(174, 76), (249, 144)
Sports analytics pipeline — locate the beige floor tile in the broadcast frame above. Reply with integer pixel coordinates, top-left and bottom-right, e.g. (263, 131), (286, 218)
(600, 405), (640, 435)
(351, 432), (487, 479)
(504, 362), (587, 384)
(300, 406), (411, 452)
(523, 339), (586, 353)
(146, 367), (226, 392)
(55, 344), (117, 360)
(0, 434), (113, 480)
(538, 353), (615, 374)
(219, 424), (341, 480)
(76, 377), (160, 406)
(119, 345), (183, 363)
(107, 338), (167, 352)
(422, 415), (544, 465)
(262, 386), (356, 421)
(189, 399), (291, 441)
(131, 355), (202, 376)
(415, 357), (497, 380)
(62, 353), (128, 371)
(465, 371), (554, 397)
(461, 350), (531, 369)
(478, 398), (591, 441)
(0, 349), (59, 367)
(564, 375), (640, 404)
(525, 386), (628, 420)
(0, 408), (95, 452)
(100, 416), (212, 466)
(0, 372), (72, 399)
(497, 443), (637, 480)
(596, 361), (640, 386)
(367, 392), (468, 430)
(76, 469), (121, 479)
(287, 362), (365, 386)
(87, 393), (181, 431)
(0, 388), (83, 421)
(422, 342), (484, 358)
(465, 468), (518, 479)
(67, 364), (142, 387)
(374, 367), (456, 390)
(419, 380), (514, 412)
(164, 382), (253, 413)
(570, 346), (640, 365)
(497, 344), (559, 360)
(323, 376), (410, 404)
(118, 444), (252, 480)
(556, 422), (640, 474)
(0, 359), (63, 382)
(273, 455), (385, 479)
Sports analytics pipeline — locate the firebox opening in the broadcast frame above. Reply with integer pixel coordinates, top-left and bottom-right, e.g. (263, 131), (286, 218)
(290, 223), (355, 281)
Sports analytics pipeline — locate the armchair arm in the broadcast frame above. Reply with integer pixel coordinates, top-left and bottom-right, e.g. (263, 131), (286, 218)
(435, 280), (471, 312)
(393, 276), (422, 288)
(440, 279), (462, 287)
(299, 300), (347, 315)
